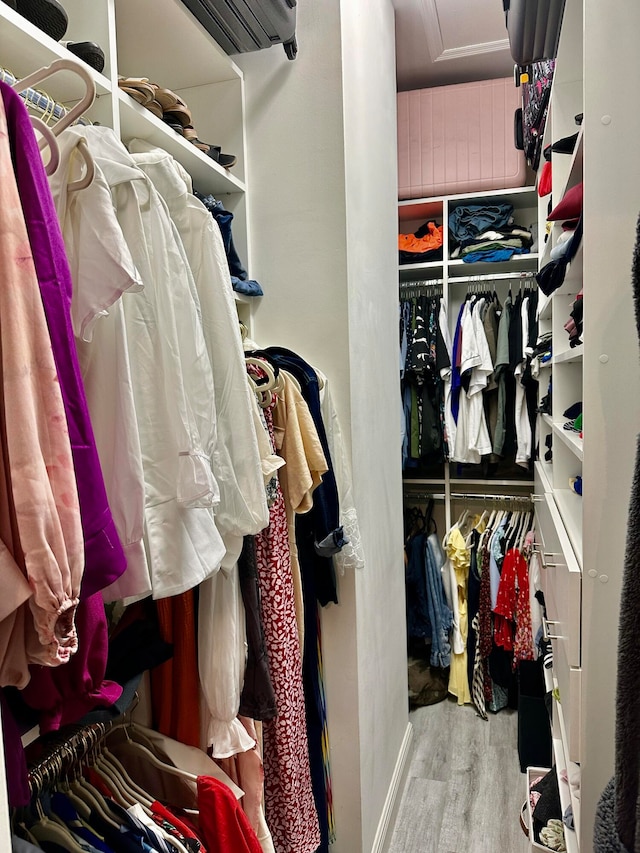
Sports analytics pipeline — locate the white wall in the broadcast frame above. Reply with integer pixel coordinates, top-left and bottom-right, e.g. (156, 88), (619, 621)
(239, 0), (407, 849)
(339, 1), (408, 850)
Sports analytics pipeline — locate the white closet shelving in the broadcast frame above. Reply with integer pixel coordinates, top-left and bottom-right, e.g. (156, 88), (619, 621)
(400, 183), (538, 528)
(399, 185), (539, 280)
(530, 0), (640, 849)
(0, 0), (257, 329)
(0, 0), (259, 841)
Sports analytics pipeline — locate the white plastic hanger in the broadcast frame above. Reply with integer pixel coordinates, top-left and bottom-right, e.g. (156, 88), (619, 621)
(92, 756), (138, 808)
(30, 115), (59, 175)
(67, 135), (95, 192)
(102, 746), (155, 806)
(72, 778), (120, 829)
(12, 59), (96, 186)
(12, 58), (96, 136)
(108, 736), (198, 783)
(246, 355), (277, 408)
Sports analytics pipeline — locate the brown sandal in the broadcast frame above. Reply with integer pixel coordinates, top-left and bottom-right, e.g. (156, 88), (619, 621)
(118, 77), (155, 106)
(163, 96), (192, 128)
(151, 84), (180, 111)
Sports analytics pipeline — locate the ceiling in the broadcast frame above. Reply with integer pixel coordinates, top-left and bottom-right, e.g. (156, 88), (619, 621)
(394, 0), (515, 92)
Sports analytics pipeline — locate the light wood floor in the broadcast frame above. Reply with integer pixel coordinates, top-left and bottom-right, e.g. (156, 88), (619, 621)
(388, 697), (530, 853)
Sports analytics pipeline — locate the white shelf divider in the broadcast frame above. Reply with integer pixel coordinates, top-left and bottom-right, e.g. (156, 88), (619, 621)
(553, 349), (583, 365)
(554, 489), (583, 568)
(551, 420), (584, 462)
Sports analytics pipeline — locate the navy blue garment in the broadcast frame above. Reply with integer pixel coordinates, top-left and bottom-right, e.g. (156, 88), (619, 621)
(51, 792), (114, 852)
(405, 533), (430, 639)
(194, 191), (249, 280)
(263, 346), (341, 606)
(83, 809), (149, 853)
(448, 203), (514, 244)
(296, 527), (331, 853)
(451, 302), (465, 424)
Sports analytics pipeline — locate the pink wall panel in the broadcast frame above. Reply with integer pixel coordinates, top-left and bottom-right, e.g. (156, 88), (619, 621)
(397, 78), (527, 200)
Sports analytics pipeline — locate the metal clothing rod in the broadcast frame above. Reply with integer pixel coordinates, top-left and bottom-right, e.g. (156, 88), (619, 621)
(449, 271), (536, 285)
(27, 721), (109, 796)
(404, 491), (446, 501)
(450, 492), (532, 503)
(399, 278), (444, 287)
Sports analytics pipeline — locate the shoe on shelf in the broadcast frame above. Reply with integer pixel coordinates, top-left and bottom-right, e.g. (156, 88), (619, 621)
(162, 116), (185, 135)
(183, 125), (237, 168)
(162, 96), (192, 128)
(15, 0), (67, 40)
(151, 85), (180, 112)
(118, 76), (155, 106)
(145, 100), (163, 119)
(61, 40), (105, 73)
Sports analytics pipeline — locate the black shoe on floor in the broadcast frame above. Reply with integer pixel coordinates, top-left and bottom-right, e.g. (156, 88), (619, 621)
(16, 0), (68, 40)
(62, 40), (105, 73)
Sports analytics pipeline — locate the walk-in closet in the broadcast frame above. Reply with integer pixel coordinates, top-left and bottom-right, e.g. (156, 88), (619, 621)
(0, 0), (639, 852)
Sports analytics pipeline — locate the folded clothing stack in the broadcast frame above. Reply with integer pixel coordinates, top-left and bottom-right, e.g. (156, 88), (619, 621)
(534, 331), (553, 363)
(448, 202), (533, 264)
(398, 220), (444, 265)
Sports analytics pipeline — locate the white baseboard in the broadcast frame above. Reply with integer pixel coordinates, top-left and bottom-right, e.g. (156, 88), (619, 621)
(370, 722), (414, 853)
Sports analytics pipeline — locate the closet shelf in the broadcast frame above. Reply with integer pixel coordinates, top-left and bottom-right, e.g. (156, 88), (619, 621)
(114, 0), (242, 90)
(448, 184), (537, 211)
(118, 92), (246, 196)
(554, 489), (583, 568)
(553, 349), (583, 365)
(550, 419), (583, 462)
(448, 253), (539, 277)
(234, 293), (255, 306)
(398, 260), (443, 278)
(0, 5), (112, 100)
(398, 198), (443, 224)
(449, 478), (533, 488)
(403, 478), (445, 486)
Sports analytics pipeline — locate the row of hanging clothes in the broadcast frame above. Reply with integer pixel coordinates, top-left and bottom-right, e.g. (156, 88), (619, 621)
(399, 283), (449, 471)
(399, 276), (541, 476)
(0, 58), (364, 853)
(12, 718), (266, 853)
(404, 495), (545, 720)
(450, 279), (540, 473)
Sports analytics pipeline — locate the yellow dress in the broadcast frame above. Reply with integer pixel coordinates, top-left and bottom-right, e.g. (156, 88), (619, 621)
(446, 516), (486, 705)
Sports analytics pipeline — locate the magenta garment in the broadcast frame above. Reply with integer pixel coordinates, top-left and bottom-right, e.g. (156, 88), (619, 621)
(21, 593), (122, 732)
(0, 82), (126, 598)
(0, 692), (29, 807)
